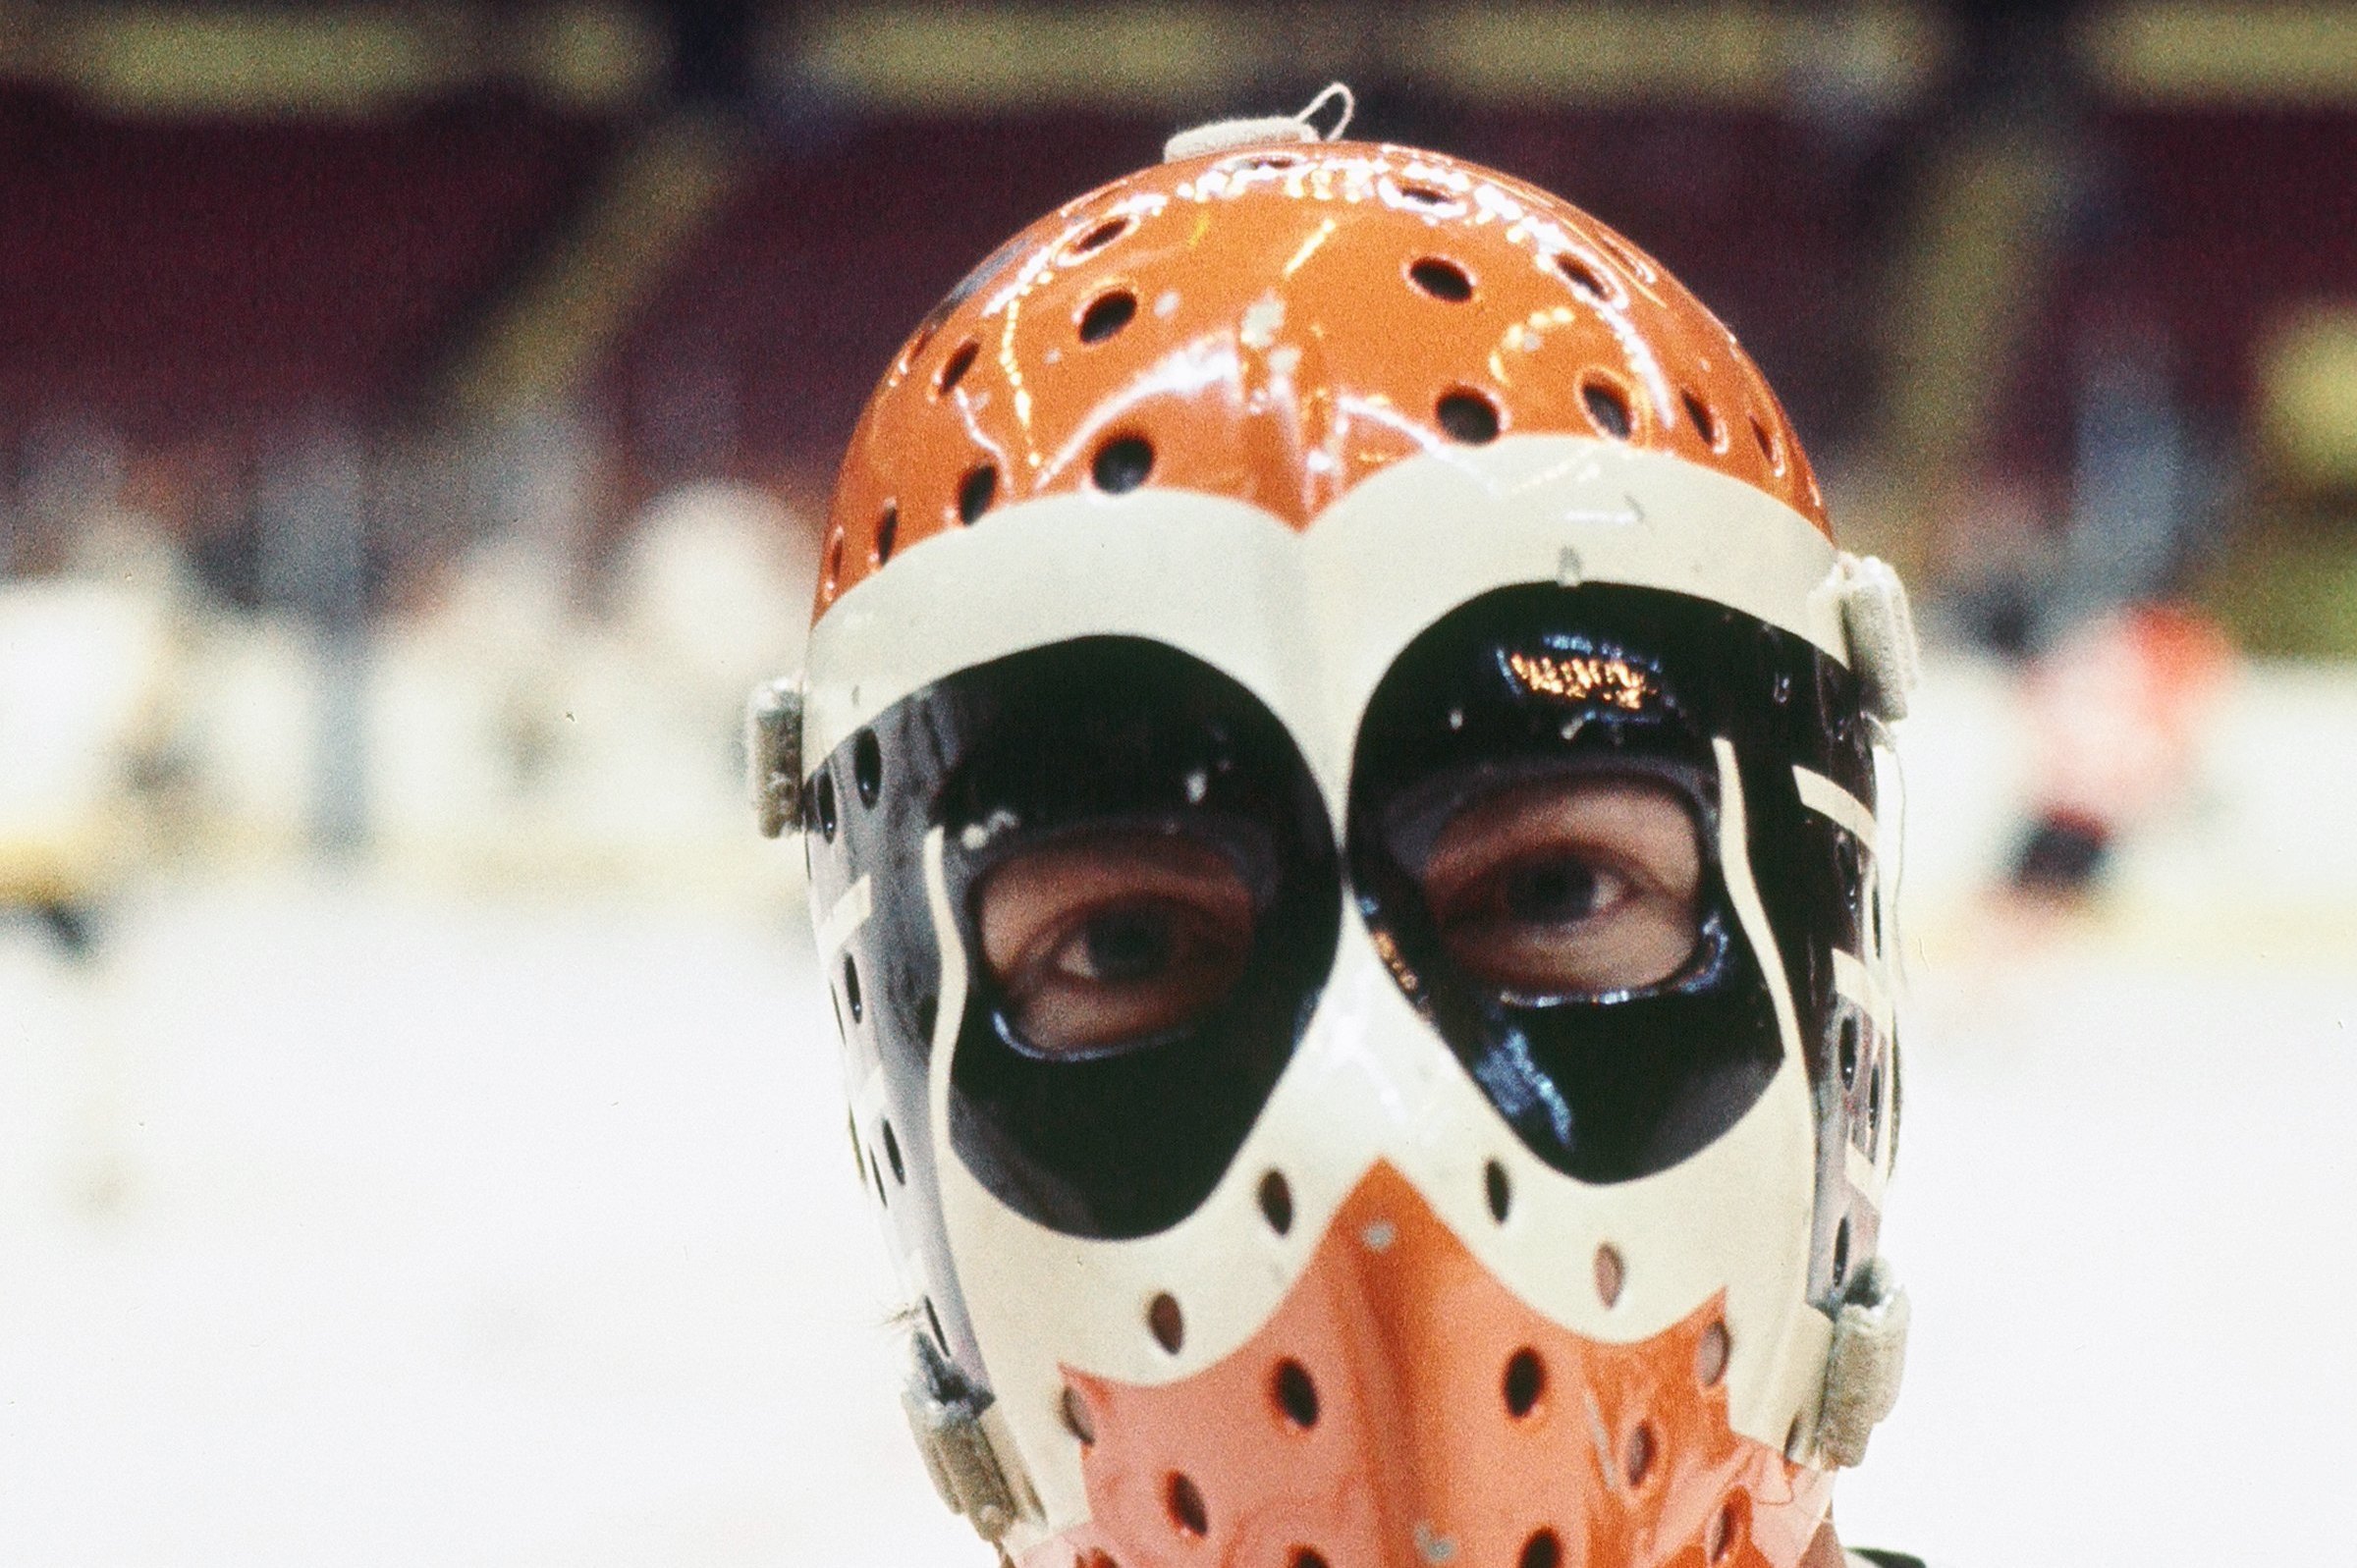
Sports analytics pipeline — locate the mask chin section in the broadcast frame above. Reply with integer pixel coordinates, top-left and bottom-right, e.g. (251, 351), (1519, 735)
(1049, 1162), (1832, 1568)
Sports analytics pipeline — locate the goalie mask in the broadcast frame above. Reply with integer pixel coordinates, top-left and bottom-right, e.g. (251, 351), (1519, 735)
(758, 118), (1916, 1568)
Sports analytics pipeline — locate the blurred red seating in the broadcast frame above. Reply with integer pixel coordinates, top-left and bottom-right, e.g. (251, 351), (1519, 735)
(1991, 106), (2357, 484)
(602, 103), (1891, 483)
(0, 85), (614, 442)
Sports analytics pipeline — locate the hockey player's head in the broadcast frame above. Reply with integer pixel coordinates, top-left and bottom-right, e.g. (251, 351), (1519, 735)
(773, 109), (1917, 1568)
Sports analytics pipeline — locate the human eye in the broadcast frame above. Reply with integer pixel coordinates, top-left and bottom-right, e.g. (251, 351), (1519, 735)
(976, 830), (1255, 1054)
(1418, 774), (1703, 999)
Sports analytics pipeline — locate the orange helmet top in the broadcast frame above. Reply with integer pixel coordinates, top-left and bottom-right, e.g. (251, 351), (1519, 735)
(818, 139), (1825, 620)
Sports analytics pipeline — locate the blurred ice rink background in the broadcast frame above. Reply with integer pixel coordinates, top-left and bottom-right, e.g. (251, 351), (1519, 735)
(4, 4), (2355, 1566)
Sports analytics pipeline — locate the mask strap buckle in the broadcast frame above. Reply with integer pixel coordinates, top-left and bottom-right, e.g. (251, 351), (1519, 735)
(745, 676), (804, 838)
(903, 1328), (1025, 1543)
(1836, 553), (1919, 725)
(1803, 1254), (1911, 1468)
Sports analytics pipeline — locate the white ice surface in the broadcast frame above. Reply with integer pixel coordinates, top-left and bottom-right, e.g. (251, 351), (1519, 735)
(4, 747), (2355, 1566)
(1835, 931), (2357, 1565)
(0, 875), (970, 1568)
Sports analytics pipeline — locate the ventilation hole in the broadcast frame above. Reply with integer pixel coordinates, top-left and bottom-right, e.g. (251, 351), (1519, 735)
(1624, 1422), (1656, 1487)
(1581, 378), (1632, 440)
(813, 770), (838, 840)
(1595, 229), (1652, 280)
(1706, 1497), (1744, 1563)
(1503, 1348), (1545, 1418)
(1593, 1243), (1625, 1307)
(847, 1112), (866, 1185)
(852, 730), (882, 808)
(824, 530), (845, 587)
(1148, 1292), (1184, 1353)
(1484, 1160), (1511, 1222)
(1237, 151), (1304, 171)
(881, 1118), (905, 1184)
(1291, 1551), (1330, 1568)
(868, 508), (897, 570)
(1257, 1170), (1293, 1235)
(1838, 1015), (1859, 1089)
(1557, 254), (1608, 299)
(1832, 1215), (1851, 1288)
(841, 953), (863, 1024)
(1092, 434), (1155, 493)
(1408, 257), (1473, 301)
(1061, 1381), (1097, 1444)
(1079, 1553), (1119, 1568)
(1071, 217), (1128, 256)
(1273, 1359), (1319, 1429)
(1695, 1320), (1730, 1386)
(1518, 1530), (1562, 1568)
(923, 1296), (949, 1355)
(1167, 1472), (1209, 1537)
(1436, 391), (1500, 445)
(1869, 1057), (1886, 1142)
(870, 1152), (888, 1207)
(1399, 183), (1450, 206)
(1079, 290), (1137, 344)
(902, 320), (938, 372)
(958, 463), (997, 523)
(936, 340), (979, 396)
(1751, 414), (1782, 470)
(1681, 390), (1721, 448)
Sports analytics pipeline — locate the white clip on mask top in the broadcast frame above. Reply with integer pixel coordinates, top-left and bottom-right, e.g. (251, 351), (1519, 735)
(1163, 81), (1355, 162)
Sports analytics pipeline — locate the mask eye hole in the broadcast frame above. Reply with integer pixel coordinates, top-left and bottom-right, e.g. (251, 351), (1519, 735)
(1419, 773), (1702, 1000)
(976, 830), (1255, 1056)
